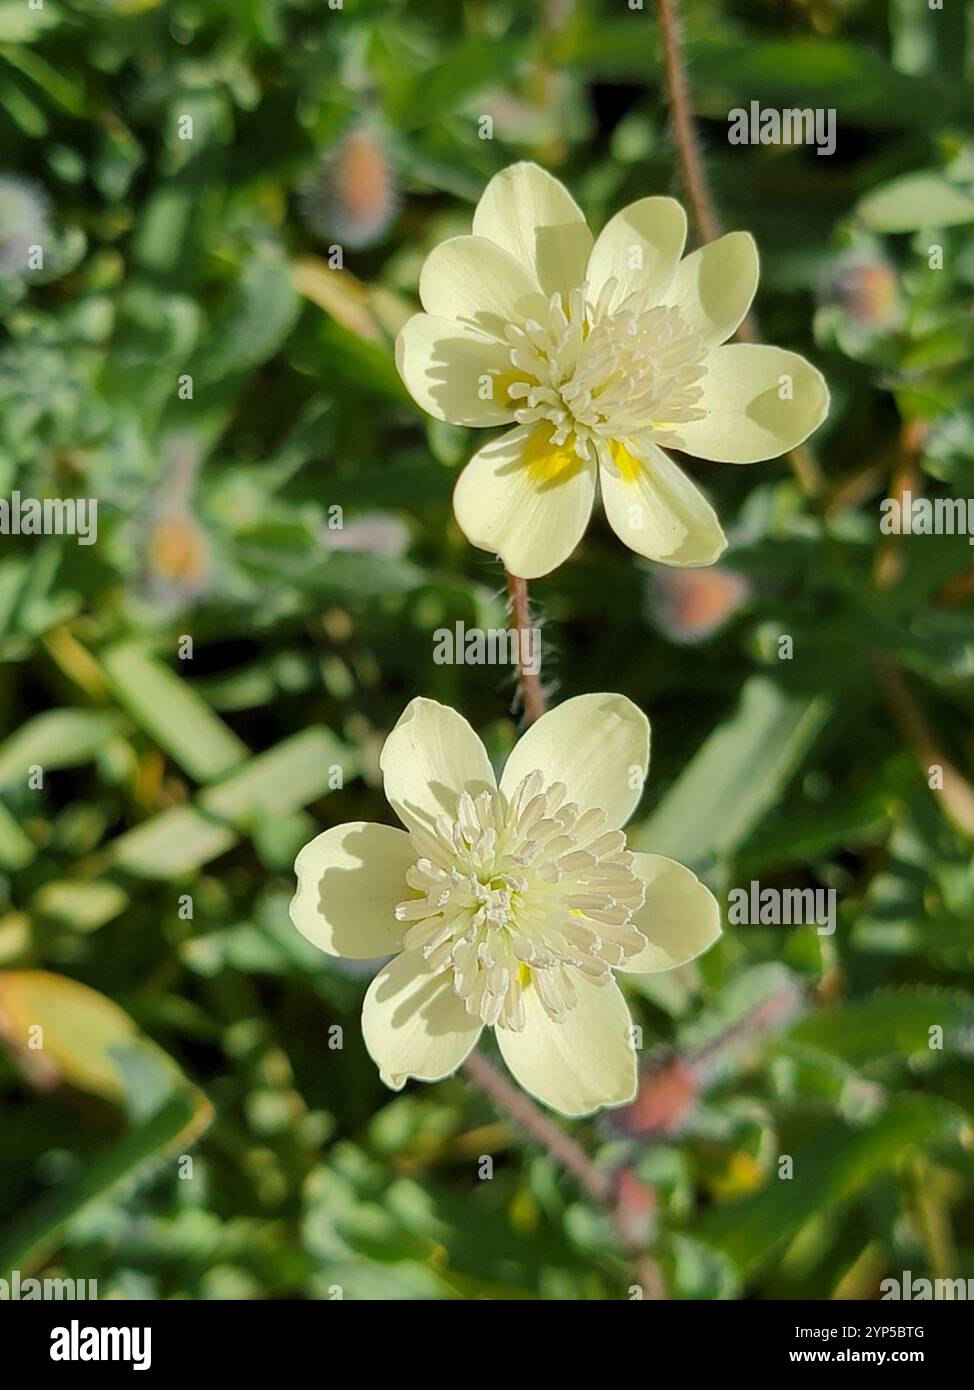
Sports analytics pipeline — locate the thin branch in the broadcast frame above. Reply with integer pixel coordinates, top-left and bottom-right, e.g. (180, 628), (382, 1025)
(505, 569), (546, 724)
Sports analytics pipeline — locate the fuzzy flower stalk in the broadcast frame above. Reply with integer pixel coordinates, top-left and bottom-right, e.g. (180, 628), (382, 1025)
(290, 695), (720, 1116)
(396, 162), (829, 577)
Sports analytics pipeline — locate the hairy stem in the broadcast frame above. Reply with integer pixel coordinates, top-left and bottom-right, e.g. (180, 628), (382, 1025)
(656, 0), (721, 245)
(462, 1051), (611, 1202)
(463, 593), (665, 1291)
(506, 569), (546, 724)
(462, 1051), (667, 1297)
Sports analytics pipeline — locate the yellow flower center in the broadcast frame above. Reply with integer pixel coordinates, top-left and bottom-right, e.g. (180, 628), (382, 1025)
(394, 771), (647, 1030)
(504, 281), (708, 468)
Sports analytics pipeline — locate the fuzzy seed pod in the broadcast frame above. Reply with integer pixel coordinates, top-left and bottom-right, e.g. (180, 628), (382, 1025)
(302, 126), (397, 250)
(649, 564), (750, 643)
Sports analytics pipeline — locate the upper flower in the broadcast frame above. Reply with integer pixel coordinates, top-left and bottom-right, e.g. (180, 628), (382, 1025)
(396, 162), (829, 578)
(290, 694), (720, 1116)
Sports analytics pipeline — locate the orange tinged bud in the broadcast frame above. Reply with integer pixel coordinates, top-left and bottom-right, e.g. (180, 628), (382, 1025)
(650, 564), (750, 642)
(303, 126), (397, 250)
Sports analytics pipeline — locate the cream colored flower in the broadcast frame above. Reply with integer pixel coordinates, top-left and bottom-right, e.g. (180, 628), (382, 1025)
(290, 694), (720, 1116)
(396, 162), (829, 578)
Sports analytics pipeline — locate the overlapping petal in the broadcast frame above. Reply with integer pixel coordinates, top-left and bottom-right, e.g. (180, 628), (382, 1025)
(472, 161), (593, 298)
(362, 950), (483, 1090)
(418, 235), (549, 339)
(586, 196), (687, 313)
(676, 344), (829, 463)
(620, 855), (722, 973)
(395, 314), (515, 426)
(658, 231), (759, 347)
(599, 442), (727, 566)
(495, 975), (638, 1116)
(453, 425), (597, 579)
(380, 697), (496, 837)
(499, 692), (650, 830)
(290, 821), (414, 958)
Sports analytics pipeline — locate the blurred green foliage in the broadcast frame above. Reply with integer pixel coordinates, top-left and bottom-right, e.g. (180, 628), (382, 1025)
(0, 0), (973, 1300)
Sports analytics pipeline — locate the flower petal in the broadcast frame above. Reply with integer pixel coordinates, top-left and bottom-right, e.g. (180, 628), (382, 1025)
(585, 197), (687, 313)
(620, 854), (722, 973)
(676, 343), (829, 463)
(290, 822), (414, 958)
(419, 235), (550, 339)
(495, 975), (637, 1116)
(395, 313), (516, 426)
(599, 441), (727, 567)
(499, 692), (650, 829)
(472, 161), (593, 298)
(362, 950), (483, 1090)
(659, 231), (759, 347)
(453, 424), (597, 579)
(380, 696), (496, 838)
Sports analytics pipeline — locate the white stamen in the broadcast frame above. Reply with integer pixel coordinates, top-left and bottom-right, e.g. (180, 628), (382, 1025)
(395, 773), (648, 1030)
(504, 288), (708, 462)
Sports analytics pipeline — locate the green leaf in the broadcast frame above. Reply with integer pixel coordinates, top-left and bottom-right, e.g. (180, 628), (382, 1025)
(132, 184), (197, 274)
(0, 1092), (207, 1278)
(0, 971), (181, 1105)
(0, 0), (61, 41)
(303, 315), (409, 402)
(696, 1096), (964, 1274)
(191, 241), (300, 384)
(632, 677), (832, 872)
(0, 42), (85, 115)
(111, 806), (238, 880)
(857, 173), (974, 232)
(738, 786), (888, 877)
(32, 880), (129, 931)
(199, 727), (354, 825)
(0, 800), (35, 869)
(110, 729), (354, 879)
(0, 709), (125, 789)
(782, 987), (974, 1071)
(101, 641), (249, 784)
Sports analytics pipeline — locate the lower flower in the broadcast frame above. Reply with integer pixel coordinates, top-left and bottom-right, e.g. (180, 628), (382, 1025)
(290, 694), (720, 1116)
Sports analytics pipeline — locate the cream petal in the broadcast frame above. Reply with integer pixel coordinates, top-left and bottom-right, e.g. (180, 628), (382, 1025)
(495, 975), (637, 1116)
(418, 235), (550, 339)
(452, 424), (597, 579)
(620, 854), (721, 973)
(380, 696), (496, 838)
(472, 161), (594, 298)
(395, 313), (516, 427)
(675, 344), (829, 463)
(585, 197), (687, 313)
(499, 692), (650, 830)
(659, 231), (759, 347)
(599, 441), (727, 567)
(290, 822), (414, 959)
(362, 949), (483, 1090)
